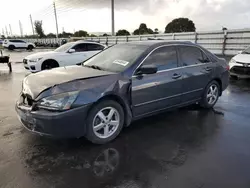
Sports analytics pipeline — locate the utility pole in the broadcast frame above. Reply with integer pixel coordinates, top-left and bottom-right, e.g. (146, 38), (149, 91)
(53, 1), (59, 38)
(30, 14), (35, 35)
(9, 24), (12, 36)
(2, 28), (4, 36)
(111, 0), (115, 36)
(5, 26), (8, 37)
(19, 20), (23, 37)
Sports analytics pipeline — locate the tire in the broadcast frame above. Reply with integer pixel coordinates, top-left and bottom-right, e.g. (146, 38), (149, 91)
(41, 60), (59, 70)
(200, 80), (220, 109)
(86, 100), (124, 144)
(8, 45), (15, 51)
(27, 45), (34, 51)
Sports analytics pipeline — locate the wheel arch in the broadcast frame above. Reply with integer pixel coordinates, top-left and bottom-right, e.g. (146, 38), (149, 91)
(213, 78), (222, 96)
(41, 59), (59, 70)
(93, 94), (133, 127)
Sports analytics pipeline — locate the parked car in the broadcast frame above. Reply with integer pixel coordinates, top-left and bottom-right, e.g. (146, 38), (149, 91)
(23, 41), (106, 72)
(16, 41), (229, 144)
(3, 39), (35, 51)
(229, 46), (250, 79)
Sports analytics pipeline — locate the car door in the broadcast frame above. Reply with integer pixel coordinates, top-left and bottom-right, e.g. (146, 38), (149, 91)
(177, 45), (216, 102)
(60, 43), (88, 66)
(132, 46), (183, 117)
(18, 40), (27, 48)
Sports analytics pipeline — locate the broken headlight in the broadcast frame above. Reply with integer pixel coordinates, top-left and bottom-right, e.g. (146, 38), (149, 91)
(37, 91), (79, 111)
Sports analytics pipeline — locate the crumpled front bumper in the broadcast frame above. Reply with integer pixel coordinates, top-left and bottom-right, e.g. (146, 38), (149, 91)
(15, 102), (91, 138)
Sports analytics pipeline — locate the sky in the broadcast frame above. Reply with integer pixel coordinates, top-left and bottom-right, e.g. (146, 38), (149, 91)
(0, 0), (250, 36)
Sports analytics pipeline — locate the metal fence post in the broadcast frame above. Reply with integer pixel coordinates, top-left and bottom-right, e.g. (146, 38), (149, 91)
(222, 30), (228, 56)
(106, 36), (108, 46)
(172, 33), (175, 40)
(195, 32), (198, 44)
(126, 36), (128, 42)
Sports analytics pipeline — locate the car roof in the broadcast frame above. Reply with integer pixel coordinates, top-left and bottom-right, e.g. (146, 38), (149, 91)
(123, 40), (194, 47)
(74, 40), (105, 45)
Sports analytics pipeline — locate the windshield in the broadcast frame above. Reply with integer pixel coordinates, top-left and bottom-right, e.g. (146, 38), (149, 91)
(83, 44), (148, 73)
(242, 46), (250, 54)
(54, 42), (74, 52)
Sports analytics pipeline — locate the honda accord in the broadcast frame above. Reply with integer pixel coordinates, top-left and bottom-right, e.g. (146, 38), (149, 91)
(16, 41), (229, 144)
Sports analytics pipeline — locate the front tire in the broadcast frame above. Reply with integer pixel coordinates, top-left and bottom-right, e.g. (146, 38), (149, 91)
(200, 81), (220, 108)
(86, 100), (124, 144)
(41, 60), (59, 70)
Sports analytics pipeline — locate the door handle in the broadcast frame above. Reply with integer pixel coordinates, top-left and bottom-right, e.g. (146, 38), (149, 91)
(172, 73), (182, 79)
(204, 67), (212, 71)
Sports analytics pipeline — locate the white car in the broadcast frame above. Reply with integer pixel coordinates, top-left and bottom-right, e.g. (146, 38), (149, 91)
(23, 41), (106, 72)
(3, 39), (35, 51)
(229, 46), (250, 79)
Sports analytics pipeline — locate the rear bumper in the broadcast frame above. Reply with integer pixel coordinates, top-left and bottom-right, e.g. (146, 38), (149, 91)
(221, 71), (229, 92)
(15, 103), (91, 138)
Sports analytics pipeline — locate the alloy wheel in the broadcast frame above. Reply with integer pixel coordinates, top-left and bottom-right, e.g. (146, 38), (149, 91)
(207, 84), (218, 105)
(93, 107), (120, 139)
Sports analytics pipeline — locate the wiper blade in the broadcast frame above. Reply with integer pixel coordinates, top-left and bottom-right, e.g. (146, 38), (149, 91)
(84, 64), (102, 70)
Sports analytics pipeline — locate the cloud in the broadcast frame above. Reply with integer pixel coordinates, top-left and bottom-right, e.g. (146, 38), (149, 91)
(55, 0), (169, 13)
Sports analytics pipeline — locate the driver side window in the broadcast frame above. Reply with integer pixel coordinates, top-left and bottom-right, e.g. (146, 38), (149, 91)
(143, 46), (178, 71)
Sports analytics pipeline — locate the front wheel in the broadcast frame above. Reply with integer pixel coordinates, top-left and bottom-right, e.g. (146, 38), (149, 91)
(200, 81), (220, 108)
(86, 100), (124, 144)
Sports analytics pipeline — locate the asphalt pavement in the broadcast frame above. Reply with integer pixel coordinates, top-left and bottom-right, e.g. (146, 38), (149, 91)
(0, 52), (250, 188)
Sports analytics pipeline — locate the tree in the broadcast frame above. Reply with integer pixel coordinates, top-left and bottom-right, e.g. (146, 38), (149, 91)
(116, 29), (130, 36)
(165, 18), (196, 33)
(89, 34), (97, 37)
(58, 31), (73, 38)
(1, 35), (5, 39)
(133, 23), (154, 35)
(103, 33), (110, 36)
(154, 28), (159, 34)
(47, 33), (56, 38)
(73, 30), (88, 37)
(34, 20), (45, 38)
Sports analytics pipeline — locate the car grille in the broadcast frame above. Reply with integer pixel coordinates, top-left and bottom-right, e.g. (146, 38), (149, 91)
(230, 66), (250, 75)
(23, 59), (28, 64)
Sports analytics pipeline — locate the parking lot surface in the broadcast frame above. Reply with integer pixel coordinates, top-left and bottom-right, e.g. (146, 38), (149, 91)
(0, 55), (250, 188)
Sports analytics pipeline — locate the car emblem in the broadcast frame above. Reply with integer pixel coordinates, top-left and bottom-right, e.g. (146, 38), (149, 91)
(243, 63), (249, 67)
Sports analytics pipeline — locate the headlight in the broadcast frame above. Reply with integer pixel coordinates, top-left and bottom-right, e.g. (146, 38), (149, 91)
(37, 91), (79, 111)
(29, 58), (43, 62)
(229, 59), (236, 64)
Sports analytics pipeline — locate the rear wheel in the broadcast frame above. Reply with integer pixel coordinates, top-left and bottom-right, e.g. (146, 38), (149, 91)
(200, 80), (220, 108)
(86, 100), (124, 144)
(8, 45), (15, 51)
(41, 60), (59, 70)
(27, 45), (34, 51)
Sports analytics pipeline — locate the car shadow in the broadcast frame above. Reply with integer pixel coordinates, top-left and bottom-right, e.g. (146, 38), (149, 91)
(19, 107), (223, 188)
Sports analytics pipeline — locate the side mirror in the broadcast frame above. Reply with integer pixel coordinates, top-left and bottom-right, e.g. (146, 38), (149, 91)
(136, 65), (157, 75)
(68, 49), (76, 53)
(237, 51), (242, 54)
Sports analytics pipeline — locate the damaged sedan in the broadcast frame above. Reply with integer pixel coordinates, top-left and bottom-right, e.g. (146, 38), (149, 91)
(16, 41), (229, 144)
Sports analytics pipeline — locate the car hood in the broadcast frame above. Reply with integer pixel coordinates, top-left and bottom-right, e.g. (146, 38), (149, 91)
(233, 54), (250, 64)
(23, 66), (115, 99)
(25, 51), (59, 59)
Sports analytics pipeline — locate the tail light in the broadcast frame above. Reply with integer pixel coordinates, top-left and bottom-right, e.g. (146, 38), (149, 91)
(226, 65), (230, 71)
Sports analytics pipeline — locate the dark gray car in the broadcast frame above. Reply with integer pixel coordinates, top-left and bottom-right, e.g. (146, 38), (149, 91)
(16, 41), (229, 144)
